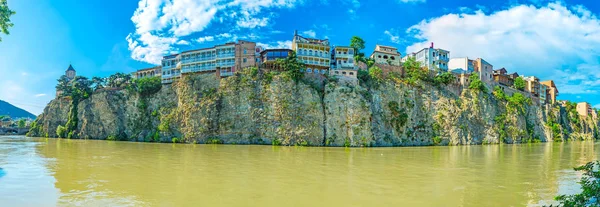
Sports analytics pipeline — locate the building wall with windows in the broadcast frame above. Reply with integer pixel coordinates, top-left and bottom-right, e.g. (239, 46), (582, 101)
(161, 40), (257, 83)
(134, 66), (162, 79)
(448, 57), (474, 73)
(402, 45), (450, 71)
(370, 45), (401, 66)
(330, 46), (358, 84)
(161, 54), (181, 84)
(473, 58), (493, 83)
(577, 102), (592, 117)
(292, 30), (331, 76)
(259, 49), (293, 70)
(540, 80), (559, 104)
(523, 76), (541, 97)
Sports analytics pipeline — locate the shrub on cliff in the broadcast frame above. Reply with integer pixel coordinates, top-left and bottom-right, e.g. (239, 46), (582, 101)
(133, 76), (162, 96)
(56, 125), (66, 138)
(433, 72), (455, 86)
(468, 73), (487, 93)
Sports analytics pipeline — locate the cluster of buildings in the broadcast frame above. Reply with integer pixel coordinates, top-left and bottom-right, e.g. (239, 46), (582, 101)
(573, 102), (598, 119)
(51, 30), (597, 116)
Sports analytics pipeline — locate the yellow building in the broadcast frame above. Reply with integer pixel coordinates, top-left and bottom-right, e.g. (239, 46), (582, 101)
(292, 30), (330, 75)
(577, 102), (592, 117)
(540, 80), (559, 104)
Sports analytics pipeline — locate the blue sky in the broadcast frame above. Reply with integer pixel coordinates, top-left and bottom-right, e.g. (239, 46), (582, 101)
(1, 0), (599, 115)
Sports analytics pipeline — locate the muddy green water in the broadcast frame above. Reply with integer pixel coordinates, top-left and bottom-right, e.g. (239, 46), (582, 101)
(0, 136), (596, 206)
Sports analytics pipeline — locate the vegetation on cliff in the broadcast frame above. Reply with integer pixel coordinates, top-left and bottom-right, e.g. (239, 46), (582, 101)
(27, 52), (600, 146)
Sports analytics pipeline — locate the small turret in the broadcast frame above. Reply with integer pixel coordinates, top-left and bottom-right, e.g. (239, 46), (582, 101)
(65, 64), (76, 80)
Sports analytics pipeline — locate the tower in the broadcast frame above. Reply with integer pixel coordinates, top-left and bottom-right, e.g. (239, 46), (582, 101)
(66, 64), (76, 80)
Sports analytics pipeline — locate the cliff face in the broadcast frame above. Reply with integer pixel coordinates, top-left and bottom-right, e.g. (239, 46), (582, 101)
(28, 71), (600, 146)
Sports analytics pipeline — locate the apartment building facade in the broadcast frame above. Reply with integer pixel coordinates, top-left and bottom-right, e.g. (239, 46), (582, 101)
(134, 66), (162, 79)
(577, 102), (592, 117)
(448, 57), (475, 74)
(160, 40), (257, 84)
(540, 80), (559, 104)
(402, 43), (450, 71)
(473, 58), (493, 83)
(259, 49), (293, 70)
(330, 46), (358, 84)
(370, 45), (401, 66)
(523, 76), (541, 97)
(292, 31), (331, 75)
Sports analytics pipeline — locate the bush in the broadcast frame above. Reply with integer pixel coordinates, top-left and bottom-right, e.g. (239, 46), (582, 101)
(368, 66), (383, 84)
(56, 125), (66, 138)
(433, 72), (455, 85)
(172, 137), (180, 143)
(134, 76), (162, 96)
(493, 86), (506, 100)
(468, 73), (487, 93)
(513, 77), (526, 91)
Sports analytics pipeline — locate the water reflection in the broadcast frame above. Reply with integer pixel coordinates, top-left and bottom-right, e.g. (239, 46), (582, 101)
(0, 136), (599, 206)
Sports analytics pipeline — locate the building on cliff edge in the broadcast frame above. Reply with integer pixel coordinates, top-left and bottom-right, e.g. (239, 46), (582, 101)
(402, 42), (450, 71)
(159, 40), (258, 84)
(292, 30), (331, 76)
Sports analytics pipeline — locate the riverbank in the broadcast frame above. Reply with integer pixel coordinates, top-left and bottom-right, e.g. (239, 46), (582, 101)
(27, 69), (600, 146)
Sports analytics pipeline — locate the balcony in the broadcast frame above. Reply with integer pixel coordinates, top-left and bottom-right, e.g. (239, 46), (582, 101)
(217, 62), (235, 67)
(182, 65), (217, 73)
(182, 57), (215, 64)
(217, 53), (235, 59)
(435, 56), (449, 62)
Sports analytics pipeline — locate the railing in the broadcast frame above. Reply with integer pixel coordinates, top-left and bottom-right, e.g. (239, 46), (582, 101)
(162, 64), (176, 70)
(182, 57), (215, 64)
(216, 53), (235, 58)
(217, 62), (235, 67)
(182, 66), (217, 73)
(435, 56), (449, 62)
(298, 53), (329, 58)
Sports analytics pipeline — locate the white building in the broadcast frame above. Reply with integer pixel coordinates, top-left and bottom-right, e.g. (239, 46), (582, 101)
(370, 45), (401, 66)
(402, 43), (450, 71)
(161, 54), (181, 84)
(330, 46), (358, 84)
(448, 57), (475, 74)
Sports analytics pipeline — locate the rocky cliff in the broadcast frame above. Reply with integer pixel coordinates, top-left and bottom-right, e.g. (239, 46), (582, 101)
(28, 70), (600, 146)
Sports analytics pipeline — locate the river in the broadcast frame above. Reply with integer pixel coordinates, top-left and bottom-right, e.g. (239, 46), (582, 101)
(0, 135), (596, 206)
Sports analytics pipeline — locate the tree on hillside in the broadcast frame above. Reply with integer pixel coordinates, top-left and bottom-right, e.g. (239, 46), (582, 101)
(0, 0), (16, 42)
(350, 36), (366, 63)
(17, 119), (25, 128)
(469, 72), (487, 92)
(403, 56), (429, 84)
(275, 51), (305, 81)
(56, 75), (71, 97)
(107, 73), (131, 88)
(91, 76), (105, 91)
(514, 77), (526, 91)
(70, 76), (92, 100)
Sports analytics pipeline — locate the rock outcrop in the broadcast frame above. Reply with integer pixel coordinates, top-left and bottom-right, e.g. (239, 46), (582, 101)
(28, 71), (600, 146)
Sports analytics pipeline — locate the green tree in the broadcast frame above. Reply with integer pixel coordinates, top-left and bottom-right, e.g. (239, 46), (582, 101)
(514, 76), (526, 91)
(55, 75), (71, 97)
(107, 72), (131, 88)
(468, 72), (487, 92)
(350, 36), (366, 63)
(0, 0), (16, 42)
(553, 161), (600, 206)
(275, 51), (305, 82)
(368, 66), (383, 84)
(17, 119), (25, 128)
(365, 58), (375, 68)
(133, 76), (162, 96)
(56, 125), (66, 138)
(91, 76), (105, 91)
(403, 56), (429, 85)
(433, 72), (455, 85)
(493, 86), (506, 100)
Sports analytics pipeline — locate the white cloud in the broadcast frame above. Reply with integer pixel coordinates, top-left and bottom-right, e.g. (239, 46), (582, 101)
(127, 0), (303, 64)
(257, 40), (292, 49)
(21, 72), (28, 76)
(302, 30), (316, 38)
(384, 30), (401, 44)
(176, 40), (190, 45)
(195, 36), (215, 43)
(34, 94), (47, 97)
(405, 2), (600, 96)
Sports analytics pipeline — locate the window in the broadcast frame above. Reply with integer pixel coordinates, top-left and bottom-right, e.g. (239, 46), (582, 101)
(335, 71), (339, 74)
(314, 69), (320, 74)
(243, 58), (247, 63)
(307, 68), (312, 73)
(378, 55), (382, 58)
(244, 49), (247, 54)
(349, 72), (354, 75)
(321, 70), (326, 74)
(342, 72), (347, 75)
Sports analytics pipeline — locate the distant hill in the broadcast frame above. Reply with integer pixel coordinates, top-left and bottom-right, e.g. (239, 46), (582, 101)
(0, 100), (36, 119)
